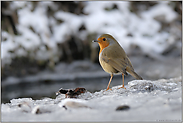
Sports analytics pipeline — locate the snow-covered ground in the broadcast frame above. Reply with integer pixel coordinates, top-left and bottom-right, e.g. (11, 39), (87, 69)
(1, 77), (181, 122)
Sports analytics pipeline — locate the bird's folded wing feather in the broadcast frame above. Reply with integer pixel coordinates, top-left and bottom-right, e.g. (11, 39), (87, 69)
(101, 55), (128, 75)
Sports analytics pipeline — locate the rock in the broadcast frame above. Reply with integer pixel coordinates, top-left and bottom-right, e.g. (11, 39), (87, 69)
(116, 105), (130, 111)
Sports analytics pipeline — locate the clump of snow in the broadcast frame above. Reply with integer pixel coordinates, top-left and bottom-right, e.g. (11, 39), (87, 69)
(58, 98), (90, 109)
(128, 79), (178, 92)
(141, 2), (178, 23)
(1, 31), (18, 65)
(1, 1), (180, 65)
(1, 77), (181, 122)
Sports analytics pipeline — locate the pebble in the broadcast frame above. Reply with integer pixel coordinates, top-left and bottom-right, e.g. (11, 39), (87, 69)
(116, 105), (130, 111)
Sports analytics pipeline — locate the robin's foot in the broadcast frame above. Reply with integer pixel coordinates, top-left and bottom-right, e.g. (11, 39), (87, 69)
(106, 88), (112, 91)
(118, 86), (126, 89)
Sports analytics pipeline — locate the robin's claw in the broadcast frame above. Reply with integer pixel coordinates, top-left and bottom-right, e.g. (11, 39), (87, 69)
(118, 86), (126, 89)
(106, 88), (112, 91)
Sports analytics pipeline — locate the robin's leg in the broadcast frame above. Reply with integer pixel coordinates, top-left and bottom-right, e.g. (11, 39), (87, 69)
(106, 74), (113, 91)
(118, 73), (126, 89)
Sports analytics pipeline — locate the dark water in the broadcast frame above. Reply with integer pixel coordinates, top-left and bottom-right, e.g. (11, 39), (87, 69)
(2, 75), (134, 103)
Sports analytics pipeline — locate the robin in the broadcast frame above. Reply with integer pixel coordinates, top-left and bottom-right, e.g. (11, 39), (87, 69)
(93, 34), (143, 90)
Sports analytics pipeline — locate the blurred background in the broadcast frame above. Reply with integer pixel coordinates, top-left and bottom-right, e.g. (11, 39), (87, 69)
(1, 1), (182, 103)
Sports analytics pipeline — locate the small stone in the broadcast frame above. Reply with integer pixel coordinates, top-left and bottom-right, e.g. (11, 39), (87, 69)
(32, 106), (41, 114)
(31, 105), (51, 114)
(116, 105), (130, 111)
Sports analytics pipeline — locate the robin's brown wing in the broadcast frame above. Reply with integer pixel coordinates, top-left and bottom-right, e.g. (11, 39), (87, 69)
(101, 54), (128, 75)
(101, 44), (135, 75)
(101, 54), (143, 79)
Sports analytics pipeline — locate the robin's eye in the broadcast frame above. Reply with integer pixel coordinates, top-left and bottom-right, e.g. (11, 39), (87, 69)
(103, 38), (106, 41)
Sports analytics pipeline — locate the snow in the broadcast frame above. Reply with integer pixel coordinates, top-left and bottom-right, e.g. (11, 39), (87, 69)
(141, 2), (178, 23)
(58, 98), (89, 109)
(1, 32), (18, 65)
(15, 25), (41, 49)
(10, 1), (28, 10)
(1, 1), (180, 65)
(1, 77), (181, 122)
(17, 3), (49, 34)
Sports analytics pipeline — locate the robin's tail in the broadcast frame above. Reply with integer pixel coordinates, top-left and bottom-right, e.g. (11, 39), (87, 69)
(131, 71), (143, 80)
(126, 68), (143, 80)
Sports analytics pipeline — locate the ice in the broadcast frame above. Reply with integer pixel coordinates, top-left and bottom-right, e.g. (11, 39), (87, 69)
(1, 77), (181, 122)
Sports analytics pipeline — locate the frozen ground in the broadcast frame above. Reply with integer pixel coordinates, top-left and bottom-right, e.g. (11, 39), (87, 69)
(1, 77), (182, 122)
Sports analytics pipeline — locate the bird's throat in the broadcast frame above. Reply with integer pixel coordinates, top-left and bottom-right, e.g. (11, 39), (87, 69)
(98, 42), (109, 54)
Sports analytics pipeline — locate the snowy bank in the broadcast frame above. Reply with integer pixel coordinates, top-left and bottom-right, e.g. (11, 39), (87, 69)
(1, 77), (181, 122)
(1, 1), (181, 66)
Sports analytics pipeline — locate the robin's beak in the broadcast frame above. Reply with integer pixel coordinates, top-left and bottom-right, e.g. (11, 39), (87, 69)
(92, 40), (99, 42)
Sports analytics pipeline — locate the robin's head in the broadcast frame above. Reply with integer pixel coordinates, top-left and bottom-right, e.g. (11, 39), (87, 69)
(93, 34), (118, 53)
